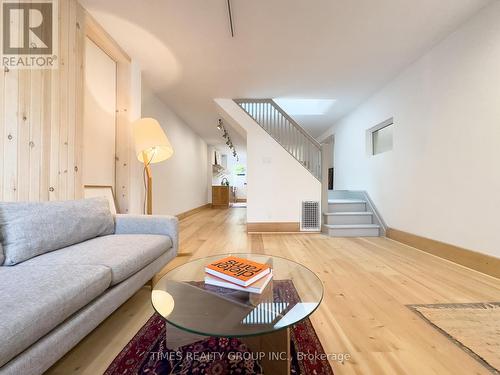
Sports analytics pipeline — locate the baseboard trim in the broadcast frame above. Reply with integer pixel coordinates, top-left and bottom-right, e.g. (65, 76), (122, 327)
(176, 203), (211, 220)
(386, 228), (500, 279)
(247, 222), (300, 233)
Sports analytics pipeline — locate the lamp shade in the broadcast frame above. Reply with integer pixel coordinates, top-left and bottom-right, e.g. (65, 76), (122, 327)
(133, 118), (173, 164)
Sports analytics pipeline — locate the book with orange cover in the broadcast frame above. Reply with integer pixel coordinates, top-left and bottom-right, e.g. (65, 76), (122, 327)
(205, 270), (273, 294)
(205, 256), (271, 287)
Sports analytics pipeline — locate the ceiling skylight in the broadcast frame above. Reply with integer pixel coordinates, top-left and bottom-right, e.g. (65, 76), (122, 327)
(274, 98), (336, 115)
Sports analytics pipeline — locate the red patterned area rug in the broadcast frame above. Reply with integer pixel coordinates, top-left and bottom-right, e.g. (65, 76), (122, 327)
(105, 281), (333, 375)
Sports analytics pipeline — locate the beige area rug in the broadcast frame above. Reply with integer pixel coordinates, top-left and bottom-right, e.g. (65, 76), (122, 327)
(408, 302), (500, 374)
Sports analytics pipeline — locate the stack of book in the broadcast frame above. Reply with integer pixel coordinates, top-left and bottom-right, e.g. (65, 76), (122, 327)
(204, 256), (273, 294)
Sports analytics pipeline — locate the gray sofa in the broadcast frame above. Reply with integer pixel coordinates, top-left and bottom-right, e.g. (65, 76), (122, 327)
(0, 197), (178, 375)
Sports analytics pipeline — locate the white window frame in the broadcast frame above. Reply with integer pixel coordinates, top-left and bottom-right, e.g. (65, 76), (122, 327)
(367, 117), (394, 156)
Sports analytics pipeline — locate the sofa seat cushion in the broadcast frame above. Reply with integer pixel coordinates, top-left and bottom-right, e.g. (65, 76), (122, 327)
(0, 264), (111, 367)
(21, 234), (172, 285)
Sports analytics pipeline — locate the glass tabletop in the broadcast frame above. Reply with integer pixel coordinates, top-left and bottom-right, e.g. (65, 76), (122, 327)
(151, 253), (324, 337)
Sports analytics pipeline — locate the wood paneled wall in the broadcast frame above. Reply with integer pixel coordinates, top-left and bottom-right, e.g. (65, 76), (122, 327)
(0, 0), (84, 202)
(0, 0), (133, 211)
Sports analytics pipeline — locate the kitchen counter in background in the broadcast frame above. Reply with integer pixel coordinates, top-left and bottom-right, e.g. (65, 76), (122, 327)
(212, 186), (236, 208)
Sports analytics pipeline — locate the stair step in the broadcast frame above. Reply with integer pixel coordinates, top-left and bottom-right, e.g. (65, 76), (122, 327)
(324, 212), (373, 216)
(324, 224), (380, 229)
(328, 199), (367, 213)
(324, 212), (373, 225)
(323, 224), (380, 237)
(328, 199), (366, 204)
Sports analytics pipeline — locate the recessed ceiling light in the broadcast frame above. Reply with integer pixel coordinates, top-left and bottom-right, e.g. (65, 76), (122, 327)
(274, 98), (336, 116)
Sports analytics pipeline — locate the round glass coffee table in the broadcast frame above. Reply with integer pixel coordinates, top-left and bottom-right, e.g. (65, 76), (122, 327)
(152, 253), (323, 375)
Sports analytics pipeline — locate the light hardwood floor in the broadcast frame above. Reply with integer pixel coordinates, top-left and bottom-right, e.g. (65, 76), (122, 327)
(47, 207), (500, 375)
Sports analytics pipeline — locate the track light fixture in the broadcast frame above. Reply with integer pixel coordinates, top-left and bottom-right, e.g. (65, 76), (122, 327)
(217, 119), (238, 160)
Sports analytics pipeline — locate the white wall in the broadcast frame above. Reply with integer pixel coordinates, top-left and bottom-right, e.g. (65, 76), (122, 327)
(216, 99), (321, 224)
(206, 146), (215, 203)
(322, 2), (500, 258)
(141, 83), (208, 216)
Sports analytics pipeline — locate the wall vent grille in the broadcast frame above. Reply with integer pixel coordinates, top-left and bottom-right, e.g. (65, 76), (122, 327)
(301, 201), (320, 231)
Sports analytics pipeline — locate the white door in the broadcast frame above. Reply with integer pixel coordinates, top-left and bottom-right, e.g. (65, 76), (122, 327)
(83, 37), (117, 189)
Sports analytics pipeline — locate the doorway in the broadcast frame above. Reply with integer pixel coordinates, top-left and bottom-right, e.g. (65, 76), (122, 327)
(82, 37), (117, 190)
(321, 135), (335, 211)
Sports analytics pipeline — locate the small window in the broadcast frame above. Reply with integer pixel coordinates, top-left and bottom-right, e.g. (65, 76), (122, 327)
(368, 118), (394, 155)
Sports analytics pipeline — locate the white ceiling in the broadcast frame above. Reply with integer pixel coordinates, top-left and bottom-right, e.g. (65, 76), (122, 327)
(81, 0), (490, 144)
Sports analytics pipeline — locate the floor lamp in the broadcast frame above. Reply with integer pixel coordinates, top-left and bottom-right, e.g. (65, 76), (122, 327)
(133, 118), (173, 215)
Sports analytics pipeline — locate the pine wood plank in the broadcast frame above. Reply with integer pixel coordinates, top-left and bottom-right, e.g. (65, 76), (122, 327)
(73, 4), (85, 199)
(0, 66), (5, 201)
(40, 70), (52, 201)
(16, 93), (30, 195)
(3, 67), (19, 201)
(28, 70), (42, 201)
(49, 1), (63, 201)
(57, 0), (70, 200)
(66, 0), (77, 199)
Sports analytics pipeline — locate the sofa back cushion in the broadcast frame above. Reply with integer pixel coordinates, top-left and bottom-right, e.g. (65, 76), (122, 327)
(0, 197), (115, 265)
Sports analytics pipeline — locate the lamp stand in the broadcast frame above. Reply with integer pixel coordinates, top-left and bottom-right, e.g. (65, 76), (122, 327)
(142, 151), (153, 215)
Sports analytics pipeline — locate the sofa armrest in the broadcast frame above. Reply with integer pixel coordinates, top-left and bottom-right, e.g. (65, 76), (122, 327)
(114, 214), (179, 255)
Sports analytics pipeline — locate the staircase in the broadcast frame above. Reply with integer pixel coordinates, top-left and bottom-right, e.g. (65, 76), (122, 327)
(233, 99), (385, 237)
(323, 191), (386, 237)
(235, 99), (321, 180)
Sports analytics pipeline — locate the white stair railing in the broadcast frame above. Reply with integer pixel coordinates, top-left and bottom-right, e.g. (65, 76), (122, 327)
(234, 99), (322, 180)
